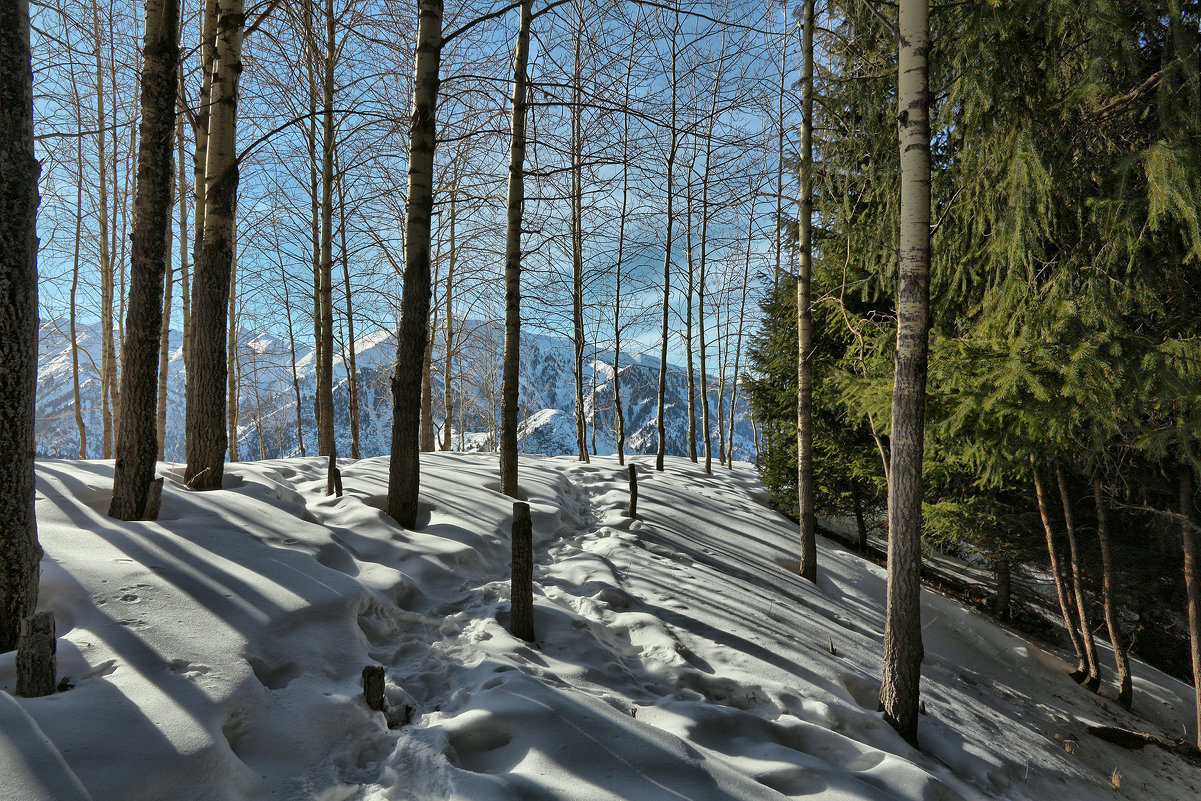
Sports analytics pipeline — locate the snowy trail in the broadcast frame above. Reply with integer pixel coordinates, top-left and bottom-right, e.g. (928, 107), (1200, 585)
(2, 454), (1197, 801)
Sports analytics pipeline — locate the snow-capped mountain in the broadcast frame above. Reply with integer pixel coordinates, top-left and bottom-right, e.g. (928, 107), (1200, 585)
(34, 319), (756, 463)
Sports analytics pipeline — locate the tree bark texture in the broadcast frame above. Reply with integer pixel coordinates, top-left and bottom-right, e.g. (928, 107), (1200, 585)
(1092, 474), (1131, 708)
(110, 0), (181, 520)
(510, 501), (534, 642)
(1032, 460), (1088, 678)
(16, 611), (54, 697)
(499, 0), (532, 499)
(1056, 463), (1100, 690)
(316, 0), (337, 457)
(185, 0), (244, 490)
(387, 0), (441, 526)
(795, 0), (817, 583)
(0, 0), (41, 653)
(880, 0), (930, 748)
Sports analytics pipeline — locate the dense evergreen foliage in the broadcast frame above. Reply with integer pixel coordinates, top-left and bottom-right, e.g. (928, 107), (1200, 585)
(748, 0), (1201, 684)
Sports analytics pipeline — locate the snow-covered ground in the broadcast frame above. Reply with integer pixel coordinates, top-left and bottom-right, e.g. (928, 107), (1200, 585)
(2, 454), (1198, 800)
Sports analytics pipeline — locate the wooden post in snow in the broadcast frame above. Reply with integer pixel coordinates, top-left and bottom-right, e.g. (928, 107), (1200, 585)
(627, 464), (639, 520)
(510, 501), (534, 642)
(16, 612), (55, 697)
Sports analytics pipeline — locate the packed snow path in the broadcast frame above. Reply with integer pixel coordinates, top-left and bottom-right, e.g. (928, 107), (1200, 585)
(1, 455), (1197, 800)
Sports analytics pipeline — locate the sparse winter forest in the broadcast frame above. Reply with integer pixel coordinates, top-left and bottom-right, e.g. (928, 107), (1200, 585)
(3, 0), (1201, 799)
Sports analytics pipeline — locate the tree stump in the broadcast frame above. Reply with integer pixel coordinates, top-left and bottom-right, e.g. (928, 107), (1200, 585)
(627, 464), (638, 519)
(16, 612), (55, 698)
(510, 502), (534, 642)
(144, 477), (165, 521)
(362, 664), (386, 712)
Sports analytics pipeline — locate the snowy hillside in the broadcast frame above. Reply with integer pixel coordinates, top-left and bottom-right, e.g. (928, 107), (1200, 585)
(3, 454), (1198, 800)
(33, 320), (755, 463)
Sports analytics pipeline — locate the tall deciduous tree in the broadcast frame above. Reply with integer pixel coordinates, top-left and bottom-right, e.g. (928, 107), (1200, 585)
(387, 0), (441, 527)
(880, 0), (931, 747)
(185, 0), (244, 489)
(110, 0), (181, 519)
(795, 0), (816, 582)
(500, 0), (534, 499)
(0, 0), (41, 652)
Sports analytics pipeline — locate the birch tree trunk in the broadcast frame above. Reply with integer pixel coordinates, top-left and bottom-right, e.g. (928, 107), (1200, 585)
(795, 0), (817, 582)
(110, 0), (180, 520)
(387, 0), (442, 526)
(880, 0), (931, 747)
(0, 0), (41, 652)
(499, 0), (533, 498)
(185, 0), (244, 490)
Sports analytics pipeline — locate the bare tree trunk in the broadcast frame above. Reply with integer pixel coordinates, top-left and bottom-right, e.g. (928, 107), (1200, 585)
(655, 21), (681, 473)
(499, 0), (532, 498)
(184, 0), (244, 490)
(156, 113), (180, 461)
(1033, 458), (1089, 679)
(92, 0), (116, 459)
(795, 0), (817, 582)
(315, 0), (336, 457)
(880, 0), (931, 747)
(570, 13), (588, 464)
(189, 0), (218, 377)
(110, 0), (180, 520)
(1180, 462), (1201, 751)
(727, 190), (753, 469)
(698, 34), (725, 477)
(177, 85), (191, 372)
(386, 0), (442, 526)
(1092, 473), (1132, 708)
(441, 185), (456, 451)
(420, 319), (436, 451)
(71, 129), (87, 458)
(612, 24), (636, 468)
(684, 176), (697, 464)
(282, 264), (306, 456)
(773, 2), (787, 290)
(226, 236), (239, 462)
(1056, 463), (1100, 690)
(0, 0), (41, 653)
(336, 156), (361, 459)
